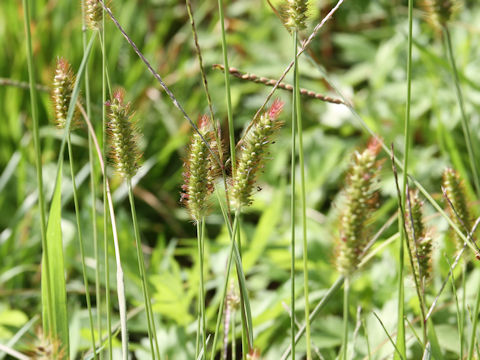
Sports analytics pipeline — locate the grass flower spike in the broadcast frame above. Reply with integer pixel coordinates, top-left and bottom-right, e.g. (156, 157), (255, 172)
(336, 140), (381, 276)
(85, 0), (103, 30)
(443, 167), (472, 249)
(284, 0), (309, 31)
(52, 57), (78, 130)
(424, 0), (459, 28)
(406, 190), (433, 284)
(107, 89), (141, 179)
(232, 100), (284, 209)
(182, 115), (219, 222)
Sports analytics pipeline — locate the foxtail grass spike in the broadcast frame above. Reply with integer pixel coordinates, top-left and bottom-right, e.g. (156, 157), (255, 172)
(52, 58), (79, 130)
(406, 190), (433, 284)
(85, 0), (103, 30)
(106, 89), (142, 179)
(424, 0), (460, 28)
(443, 167), (472, 249)
(181, 115), (219, 222)
(336, 139), (382, 276)
(284, 0), (309, 31)
(232, 100), (284, 209)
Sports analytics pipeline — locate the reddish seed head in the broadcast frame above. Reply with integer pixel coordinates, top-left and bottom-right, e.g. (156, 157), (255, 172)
(268, 99), (284, 120)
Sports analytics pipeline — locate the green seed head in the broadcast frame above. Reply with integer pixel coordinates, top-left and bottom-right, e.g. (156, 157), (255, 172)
(283, 0), (310, 32)
(406, 190), (433, 284)
(336, 139), (382, 276)
(52, 57), (79, 130)
(181, 116), (219, 222)
(424, 0), (460, 28)
(231, 100), (284, 210)
(442, 167), (472, 250)
(106, 89), (141, 179)
(85, 0), (103, 30)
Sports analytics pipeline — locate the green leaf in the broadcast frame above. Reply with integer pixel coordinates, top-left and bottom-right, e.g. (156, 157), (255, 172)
(41, 163), (69, 353)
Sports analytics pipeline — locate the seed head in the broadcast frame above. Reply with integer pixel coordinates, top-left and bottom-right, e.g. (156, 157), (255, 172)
(52, 57), (79, 130)
(423, 0), (460, 28)
(442, 167), (472, 250)
(181, 116), (220, 222)
(283, 0), (310, 32)
(26, 329), (65, 360)
(231, 100), (284, 209)
(406, 190), (433, 284)
(85, 0), (103, 30)
(106, 89), (141, 179)
(336, 139), (382, 276)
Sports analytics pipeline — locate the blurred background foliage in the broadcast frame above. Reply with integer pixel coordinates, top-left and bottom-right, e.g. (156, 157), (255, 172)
(1, 0), (480, 358)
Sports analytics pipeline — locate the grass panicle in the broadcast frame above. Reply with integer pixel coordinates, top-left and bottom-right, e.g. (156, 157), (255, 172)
(443, 167), (472, 249)
(182, 116), (220, 222)
(336, 139), (382, 276)
(283, 0), (310, 32)
(52, 58), (80, 130)
(86, 0), (103, 30)
(406, 190), (433, 285)
(232, 100), (284, 210)
(424, 0), (460, 28)
(106, 89), (142, 180)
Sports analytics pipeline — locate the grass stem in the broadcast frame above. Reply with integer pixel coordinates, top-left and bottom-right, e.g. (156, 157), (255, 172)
(395, 0), (414, 356)
(342, 277), (350, 360)
(444, 25), (480, 198)
(67, 135), (97, 358)
(127, 179), (161, 359)
(217, 0), (235, 174)
(294, 30), (311, 360)
(197, 218), (207, 359)
(22, 0), (54, 334)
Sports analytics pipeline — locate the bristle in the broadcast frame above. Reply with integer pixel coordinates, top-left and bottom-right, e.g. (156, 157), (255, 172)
(336, 140), (381, 276)
(406, 190), (433, 284)
(442, 167), (472, 250)
(85, 0), (103, 30)
(181, 116), (219, 222)
(283, 0), (310, 32)
(52, 57), (79, 130)
(106, 89), (142, 179)
(231, 101), (284, 209)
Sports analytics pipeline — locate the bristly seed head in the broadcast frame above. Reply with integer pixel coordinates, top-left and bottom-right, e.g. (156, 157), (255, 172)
(106, 89), (141, 179)
(442, 167), (472, 251)
(406, 190), (433, 284)
(231, 100), (284, 210)
(52, 58), (79, 130)
(283, 0), (310, 32)
(336, 139), (382, 276)
(423, 0), (460, 28)
(181, 116), (220, 222)
(85, 0), (103, 30)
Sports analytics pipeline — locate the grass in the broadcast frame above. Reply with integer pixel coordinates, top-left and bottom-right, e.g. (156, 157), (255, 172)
(3, 0), (480, 359)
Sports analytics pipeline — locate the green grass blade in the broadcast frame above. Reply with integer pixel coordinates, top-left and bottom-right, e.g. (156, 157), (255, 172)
(41, 163), (69, 354)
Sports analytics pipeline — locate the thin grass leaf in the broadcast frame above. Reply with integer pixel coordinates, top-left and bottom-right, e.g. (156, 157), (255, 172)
(41, 164), (68, 354)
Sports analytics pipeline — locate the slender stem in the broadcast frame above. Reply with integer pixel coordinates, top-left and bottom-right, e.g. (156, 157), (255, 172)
(22, 0), (53, 333)
(468, 275), (480, 359)
(444, 25), (480, 198)
(290, 31), (298, 360)
(294, 30), (311, 360)
(197, 218), (207, 359)
(236, 214), (248, 360)
(210, 211), (240, 360)
(395, 0), (413, 357)
(127, 179), (161, 359)
(101, 10), (113, 357)
(342, 277), (350, 360)
(232, 307), (236, 360)
(217, 0), (235, 174)
(461, 261), (466, 359)
(67, 136), (97, 358)
(81, 0), (101, 352)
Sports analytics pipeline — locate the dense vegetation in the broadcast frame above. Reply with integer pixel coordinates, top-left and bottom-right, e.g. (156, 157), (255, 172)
(1, 0), (480, 359)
